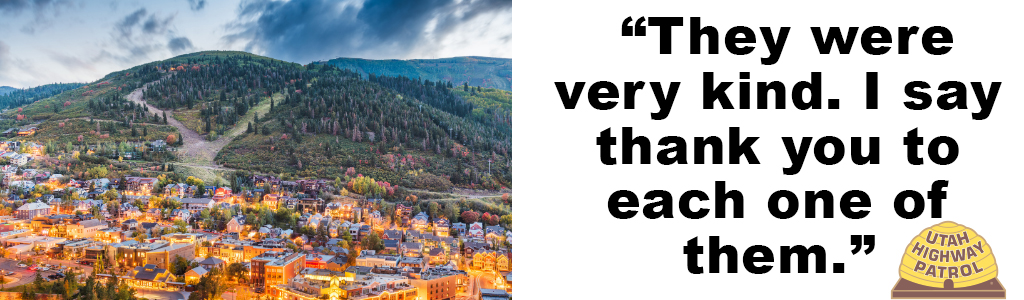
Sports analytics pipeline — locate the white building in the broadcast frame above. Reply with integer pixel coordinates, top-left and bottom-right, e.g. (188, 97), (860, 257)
(68, 219), (109, 238)
(15, 202), (50, 220)
(179, 198), (215, 212)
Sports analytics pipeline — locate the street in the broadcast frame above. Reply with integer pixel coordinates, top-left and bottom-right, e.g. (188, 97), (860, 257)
(0, 257), (77, 289)
(0, 257), (185, 300)
(455, 269), (502, 300)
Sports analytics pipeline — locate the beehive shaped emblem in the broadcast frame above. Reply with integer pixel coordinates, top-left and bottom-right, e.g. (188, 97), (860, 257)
(899, 221), (998, 288)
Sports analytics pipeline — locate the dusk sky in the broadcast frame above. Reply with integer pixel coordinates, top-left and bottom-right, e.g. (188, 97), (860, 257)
(0, 0), (513, 88)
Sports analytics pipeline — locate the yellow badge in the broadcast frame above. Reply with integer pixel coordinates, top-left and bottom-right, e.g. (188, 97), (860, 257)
(892, 221), (1005, 298)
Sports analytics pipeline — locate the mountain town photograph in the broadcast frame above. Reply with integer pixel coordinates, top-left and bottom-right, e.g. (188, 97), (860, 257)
(0, 1), (512, 300)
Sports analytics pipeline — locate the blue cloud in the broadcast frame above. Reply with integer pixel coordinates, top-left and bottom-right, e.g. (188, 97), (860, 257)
(224, 0), (511, 62)
(187, 0), (207, 11)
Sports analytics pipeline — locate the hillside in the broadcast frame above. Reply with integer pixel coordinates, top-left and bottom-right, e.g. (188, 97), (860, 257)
(0, 82), (85, 109)
(321, 56), (512, 91)
(218, 67), (512, 190)
(4, 51), (511, 193)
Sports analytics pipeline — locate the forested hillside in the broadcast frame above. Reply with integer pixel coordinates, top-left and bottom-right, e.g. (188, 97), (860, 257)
(452, 85), (512, 131)
(219, 63), (512, 190)
(139, 53), (306, 135)
(0, 82), (85, 109)
(322, 56), (512, 91)
(3, 51), (511, 191)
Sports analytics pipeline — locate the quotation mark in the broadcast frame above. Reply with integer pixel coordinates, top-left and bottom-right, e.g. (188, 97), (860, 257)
(622, 16), (647, 36)
(851, 235), (875, 255)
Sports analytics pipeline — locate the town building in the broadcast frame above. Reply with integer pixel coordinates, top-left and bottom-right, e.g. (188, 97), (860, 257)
(96, 227), (124, 243)
(67, 219), (108, 238)
(180, 198), (215, 213)
(432, 218), (450, 237)
(479, 288), (511, 300)
(199, 256), (226, 270)
(145, 242), (195, 269)
(410, 212), (429, 232)
(226, 217), (243, 233)
(251, 251), (306, 292)
(355, 253), (399, 268)
(411, 267), (468, 300)
(339, 267), (419, 300)
(184, 266), (208, 285)
(124, 177), (158, 196)
(125, 264), (176, 289)
(16, 202), (51, 220)
(467, 222), (485, 240)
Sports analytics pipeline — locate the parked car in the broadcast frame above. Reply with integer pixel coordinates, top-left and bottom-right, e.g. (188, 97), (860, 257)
(4, 271), (13, 276)
(40, 267), (49, 271)
(17, 264), (26, 268)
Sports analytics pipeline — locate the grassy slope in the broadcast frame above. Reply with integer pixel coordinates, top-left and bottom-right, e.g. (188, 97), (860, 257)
(172, 109), (205, 134)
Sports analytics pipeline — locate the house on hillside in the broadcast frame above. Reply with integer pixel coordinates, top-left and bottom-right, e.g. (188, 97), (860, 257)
(124, 177), (158, 196)
(433, 218), (450, 237)
(212, 187), (232, 202)
(163, 183), (189, 198)
(262, 194), (280, 209)
(180, 198), (215, 213)
(467, 222), (485, 240)
(170, 209), (191, 222)
(225, 216), (243, 233)
(410, 212), (429, 232)
(17, 127), (37, 137)
(16, 202), (51, 219)
(486, 226), (506, 244)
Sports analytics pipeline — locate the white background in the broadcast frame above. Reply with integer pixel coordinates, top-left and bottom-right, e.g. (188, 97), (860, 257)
(515, 1), (1023, 299)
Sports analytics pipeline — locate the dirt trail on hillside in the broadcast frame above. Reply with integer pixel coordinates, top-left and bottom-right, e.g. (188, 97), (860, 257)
(125, 81), (270, 170)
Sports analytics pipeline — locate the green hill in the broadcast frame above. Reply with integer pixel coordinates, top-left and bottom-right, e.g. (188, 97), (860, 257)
(0, 82), (85, 109)
(322, 56), (512, 91)
(4, 51), (511, 193)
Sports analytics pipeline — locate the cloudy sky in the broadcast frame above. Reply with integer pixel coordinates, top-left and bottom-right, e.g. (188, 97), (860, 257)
(0, 0), (512, 88)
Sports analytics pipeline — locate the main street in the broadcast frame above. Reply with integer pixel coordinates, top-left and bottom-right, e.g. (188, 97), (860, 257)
(455, 269), (503, 300)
